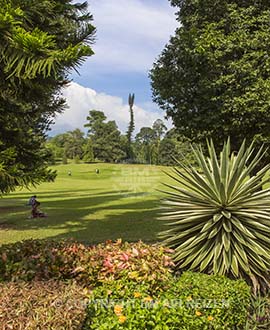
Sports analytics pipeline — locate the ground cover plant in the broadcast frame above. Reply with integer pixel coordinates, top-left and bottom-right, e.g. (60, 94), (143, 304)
(0, 239), (174, 289)
(0, 280), (88, 330)
(83, 271), (250, 330)
(0, 163), (169, 245)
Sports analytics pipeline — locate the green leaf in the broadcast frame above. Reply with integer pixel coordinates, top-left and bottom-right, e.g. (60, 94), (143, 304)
(160, 139), (270, 292)
(231, 254), (239, 277)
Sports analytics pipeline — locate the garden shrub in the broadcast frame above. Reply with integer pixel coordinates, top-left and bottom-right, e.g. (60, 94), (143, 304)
(160, 139), (270, 291)
(83, 271), (251, 330)
(0, 239), (254, 329)
(0, 239), (67, 281)
(0, 239), (174, 290)
(0, 280), (87, 329)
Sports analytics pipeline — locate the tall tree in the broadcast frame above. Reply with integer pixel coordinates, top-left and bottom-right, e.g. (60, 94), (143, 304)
(159, 129), (194, 166)
(84, 110), (126, 162)
(152, 119), (167, 165)
(150, 0), (270, 152)
(84, 110), (106, 137)
(135, 127), (155, 164)
(0, 0), (95, 194)
(64, 129), (85, 160)
(83, 138), (94, 163)
(126, 93), (135, 160)
(46, 133), (70, 160)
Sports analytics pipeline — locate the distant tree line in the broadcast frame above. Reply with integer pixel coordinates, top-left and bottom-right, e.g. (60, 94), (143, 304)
(46, 110), (193, 166)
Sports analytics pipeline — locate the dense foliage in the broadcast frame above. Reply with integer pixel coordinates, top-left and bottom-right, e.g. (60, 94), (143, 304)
(0, 238), (262, 329)
(47, 113), (193, 165)
(0, 280), (87, 329)
(160, 139), (270, 292)
(0, 240), (250, 330)
(83, 271), (250, 330)
(0, 239), (174, 288)
(0, 0), (95, 194)
(84, 110), (126, 162)
(150, 0), (270, 152)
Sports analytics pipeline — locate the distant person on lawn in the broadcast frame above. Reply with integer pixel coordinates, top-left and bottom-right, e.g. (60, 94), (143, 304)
(27, 195), (37, 206)
(29, 196), (47, 218)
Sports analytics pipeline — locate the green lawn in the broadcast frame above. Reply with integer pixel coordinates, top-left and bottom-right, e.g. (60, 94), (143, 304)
(0, 163), (173, 245)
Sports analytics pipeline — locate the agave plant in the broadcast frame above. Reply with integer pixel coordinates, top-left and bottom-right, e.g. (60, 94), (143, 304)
(160, 139), (270, 291)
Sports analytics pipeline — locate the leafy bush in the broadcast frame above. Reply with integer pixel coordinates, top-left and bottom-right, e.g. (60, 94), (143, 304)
(0, 239), (174, 289)
(0, 239), (254, 329)
(0, 280), (87, 329)
(83, 271), (250, 330)
(160, 139), (270, 291)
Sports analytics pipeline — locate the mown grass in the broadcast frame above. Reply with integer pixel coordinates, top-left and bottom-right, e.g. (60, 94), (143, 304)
(0, 163), (173, 245)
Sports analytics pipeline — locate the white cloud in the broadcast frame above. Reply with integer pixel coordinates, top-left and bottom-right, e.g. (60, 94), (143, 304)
(50, 82), (170, 135)
(50, 1), (176, 135)
(83, 0), (178, 73)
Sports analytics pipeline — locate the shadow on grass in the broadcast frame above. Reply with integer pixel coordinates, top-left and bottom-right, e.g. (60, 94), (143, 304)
(4, 188), (101, 198)
(0, 190), (164, 244)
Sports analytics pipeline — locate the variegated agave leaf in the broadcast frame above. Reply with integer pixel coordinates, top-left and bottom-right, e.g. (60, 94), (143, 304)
(159, 139), (270, 291)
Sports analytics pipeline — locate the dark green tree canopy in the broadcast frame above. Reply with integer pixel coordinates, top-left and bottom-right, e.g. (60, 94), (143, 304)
(150, 0), (270, 151)
(84, 110), (107, 137)
(0, 0), (95, 194)
(83, 138), (94, 163)
(84, 110), (126, 162)
(159, 128), (193, 166)
(64, 129), (85, 160)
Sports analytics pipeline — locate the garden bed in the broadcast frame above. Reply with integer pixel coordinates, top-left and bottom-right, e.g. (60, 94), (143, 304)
(0, 239), (256, 329)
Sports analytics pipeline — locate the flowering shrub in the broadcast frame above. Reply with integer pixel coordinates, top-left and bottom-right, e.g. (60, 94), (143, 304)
(83, 272), (250, 330)
(0, 239), (174, 290)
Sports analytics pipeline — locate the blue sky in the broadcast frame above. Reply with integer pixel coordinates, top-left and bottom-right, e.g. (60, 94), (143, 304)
(52, 0), (178, 135)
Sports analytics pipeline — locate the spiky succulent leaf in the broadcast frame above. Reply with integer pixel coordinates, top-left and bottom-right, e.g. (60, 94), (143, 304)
(160, 139), (270, 291)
